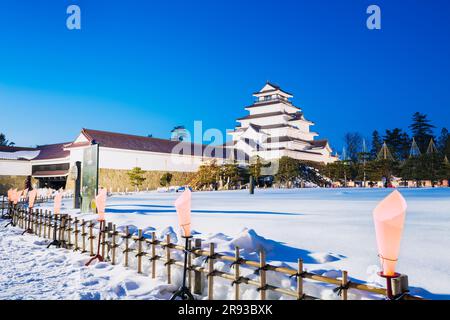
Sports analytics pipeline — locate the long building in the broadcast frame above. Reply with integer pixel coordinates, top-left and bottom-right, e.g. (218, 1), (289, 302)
(0, 128), (230, 192)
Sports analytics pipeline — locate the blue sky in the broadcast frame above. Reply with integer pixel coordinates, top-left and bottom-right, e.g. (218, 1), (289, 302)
(0, 0), (449, 151)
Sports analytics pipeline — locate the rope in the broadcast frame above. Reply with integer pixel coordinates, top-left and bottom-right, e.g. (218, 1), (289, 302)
(164, 259), (176, 266)
(289, 271), (307, 279)
(202, 253), (220, 265)
(230, 258), (245, 268)
(257, 284), (269, 292)
(149, 255), (161, 261)
(207, 270), (218, 278)
(231, 276), (246, 286)
(253, 265), (269, 275)
(333, 281), (352, 296)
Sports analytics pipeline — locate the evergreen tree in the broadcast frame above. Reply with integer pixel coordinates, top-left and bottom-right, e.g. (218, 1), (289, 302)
(421, 153), (441, 186)
(437, 128), (450, 158)
(401, 157), (422, 186)
(370, 130), (383, 159)
(127, 167), (146, 189)
(437, 156), (450, 185)
(0, 133), (15, 146)
(275, 157), (300, 187)
(324, 160), (352, 186)
(248, 156), (263, 179)
(159, 172), (173, 187)
(409, 112), (435, 152)
(384, 128), (411, 161)
(191, 160), (220, 190)
(220, 161), (240, 189)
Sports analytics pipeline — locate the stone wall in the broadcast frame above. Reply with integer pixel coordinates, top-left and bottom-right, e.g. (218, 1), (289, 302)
(0, 175), (38, 196)
(98, 168), (195, 191)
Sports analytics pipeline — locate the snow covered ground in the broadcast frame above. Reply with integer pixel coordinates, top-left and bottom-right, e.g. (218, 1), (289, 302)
(1, 187), (449, 300)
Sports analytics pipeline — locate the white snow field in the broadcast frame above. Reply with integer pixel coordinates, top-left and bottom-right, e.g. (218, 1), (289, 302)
(1, 187), (449, 300)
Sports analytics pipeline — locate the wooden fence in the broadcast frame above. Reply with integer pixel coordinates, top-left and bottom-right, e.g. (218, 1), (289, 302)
(0, 198), (424, 301)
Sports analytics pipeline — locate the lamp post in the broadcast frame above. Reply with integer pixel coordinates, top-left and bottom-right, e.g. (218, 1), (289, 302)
(373, 190), (407, 300)
(170, 188), (195, 300)
(170, 235), (194, 300)
(85, 188), (107, 266)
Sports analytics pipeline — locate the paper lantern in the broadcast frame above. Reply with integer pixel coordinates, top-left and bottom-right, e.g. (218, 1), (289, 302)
(7, 188), (13, 202)
(174, 189), (192, 237)
(95, 188), (107, 221)
(13, 189), (22, 205)
(373, 190), (407, 276)
(28, 189), (37, 208)
(54, 192), (63, 215)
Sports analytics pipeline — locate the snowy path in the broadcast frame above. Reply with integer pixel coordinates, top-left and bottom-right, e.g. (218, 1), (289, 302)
(0, 221), (175, 300)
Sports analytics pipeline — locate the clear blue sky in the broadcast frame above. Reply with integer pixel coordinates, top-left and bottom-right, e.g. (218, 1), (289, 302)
(1, 0), (449, 151)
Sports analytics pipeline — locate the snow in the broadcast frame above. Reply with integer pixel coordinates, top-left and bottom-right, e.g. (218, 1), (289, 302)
(1, 187), (450, 300)
(0, 150), (40, 160)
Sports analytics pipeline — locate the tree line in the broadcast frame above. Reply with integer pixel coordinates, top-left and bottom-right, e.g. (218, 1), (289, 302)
(329, 112), (450, 187)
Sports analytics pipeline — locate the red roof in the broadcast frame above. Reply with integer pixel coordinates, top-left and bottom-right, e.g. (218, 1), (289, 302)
(77, 128), (228, 158)
(34, 143), (71, 160)
(0, 145), (37, 152)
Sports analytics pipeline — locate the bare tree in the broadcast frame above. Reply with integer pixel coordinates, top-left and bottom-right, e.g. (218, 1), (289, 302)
(344, 132), (363, 162)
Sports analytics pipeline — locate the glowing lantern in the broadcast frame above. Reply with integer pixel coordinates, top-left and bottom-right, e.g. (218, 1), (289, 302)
(95, 188), (107, 221)
(373, 190), (407, 276)
(174, 188), (192, 238)
(13, 190), (22, 205)
(7, 189), (13, 202)
(54, 192), (63, 215)
(28, 189), (37, 209)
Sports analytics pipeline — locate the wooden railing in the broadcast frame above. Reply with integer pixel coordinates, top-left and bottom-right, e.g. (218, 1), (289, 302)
(0, 199), (424, 301)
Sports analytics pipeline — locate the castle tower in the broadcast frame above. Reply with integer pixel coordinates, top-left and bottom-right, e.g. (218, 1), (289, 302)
(228, 82), (336, 164)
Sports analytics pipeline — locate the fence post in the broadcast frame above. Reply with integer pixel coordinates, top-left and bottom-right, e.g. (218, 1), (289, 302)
(341, 271), (348, 300)
(137, 229), (143, 274)
(151, 232), (157, 278)
(67, 216), (72, 249)
(38, 210), (43, 237)
(101, 223), (107, 259)
(124, 226), (129, 267)
(111, 224), (117, 265)
(81, 219), (87, 253)
(89, 221), (94, 256)
(234, 246), (240, 300)
(259, 250), (267, 300)
(74, 218), (79, 251)
(207, 243), (215, 300)
(43, 212), (47, 239)
(297, 258), (304, 300)
(187, 239), (192, 290)
(33, 209), (38, 234)
(166, 234), (171, 284)
(107, 222), (113, 261)
(193, 238), (202, 295)
(46, 211), (51, 239)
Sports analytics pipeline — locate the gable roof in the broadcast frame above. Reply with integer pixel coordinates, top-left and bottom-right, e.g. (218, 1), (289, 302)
(253, 82), (293, 96)
(71, 128), (227, 158)
(0, 146), (37, 153)
(34, 143), (71, 160)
